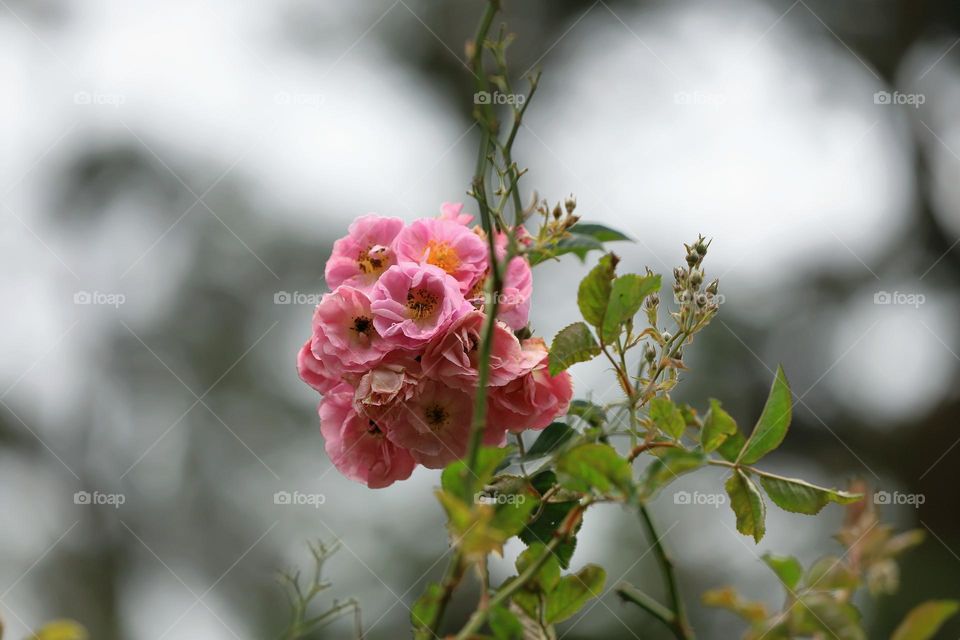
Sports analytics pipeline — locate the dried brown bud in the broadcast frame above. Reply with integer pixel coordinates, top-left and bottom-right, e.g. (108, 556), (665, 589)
(552, 203), (562, 220)
(564, 194), (577, 214)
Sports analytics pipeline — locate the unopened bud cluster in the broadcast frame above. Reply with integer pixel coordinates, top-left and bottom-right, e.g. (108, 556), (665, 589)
(672, 235), (720, 328)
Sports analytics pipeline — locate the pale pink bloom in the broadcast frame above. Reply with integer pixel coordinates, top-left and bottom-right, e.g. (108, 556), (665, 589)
(465, 256), (533, 331)
(370, 263), (472, 348)
(439, 202), (474, 226)
(420, 310), (525, 391)
(297, 339), (339, 394)
(311, 286), (389, 371)
(388, 379), (505, 469)
(497, 257), (533, 330)
(353, 353), (420, 421)
(394, 218), (488, 292)
(319, 383), (416, 488)
(488, 349), (573, 432)
(325, 215), (404, 291)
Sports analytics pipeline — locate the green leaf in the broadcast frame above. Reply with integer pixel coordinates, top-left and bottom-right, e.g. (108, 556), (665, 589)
(520, 471), (580, 568)
(702, 399), (738, 452)
(516, 542), (562, 592)
(489, 488), (539, 540)
(557, 234), (605, 261)
(524, 422), (575, 460)
(549, 322), (601, 376)
(639, 449), (706, 497)
(544, 565), (607, 624)
(648, 397), (686, 440)
(557, 443), (633, 497)
(738, 366), (792, 464)
(726, 469), (766, 543)
(762, 554), (803, 590)
(569, 222), (632, 242)
(489, 604), (524, 640)
(411, 582), (444, 634)
(441, 446), (510, 503)
(717, 428), (746, 463)
(577, 253), (617, 327)
(567, 399), (606, 428)
(758, 473), (862, 516)
(600, 274), (662, 343)
(702, 586), (768, 623)
(30, 621), (89, 640)
(794, 594), (865, 640)
(892, 600), (960, 640)
(804, 555), (859, 591)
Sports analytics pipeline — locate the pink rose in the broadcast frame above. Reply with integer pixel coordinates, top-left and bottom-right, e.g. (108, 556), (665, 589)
(353, 353), (420, 421)
(297, 339), (338, 394)
(439, 202), (474, 226)
(387, 379), (505, 469)
(420, 310), (525, 391)
(488, 345), (573, 432)
(370, 262), (472, 349)
(394, 218), (488, 292)
(319, 384), (416, 488)
(497, 257), (533, 330)
(325, 214), (404, 291)
(465, 256), (533, 331)
(311, 286), (390, 372)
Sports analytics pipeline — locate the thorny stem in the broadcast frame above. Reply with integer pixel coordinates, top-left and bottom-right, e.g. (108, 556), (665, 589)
(429, 1), (504, 634)
(639, 504), (694, 639)
(453, 501), (588, 640)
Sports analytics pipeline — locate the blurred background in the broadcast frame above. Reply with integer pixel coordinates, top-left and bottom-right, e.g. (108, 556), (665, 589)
(3, 0), (959, 637)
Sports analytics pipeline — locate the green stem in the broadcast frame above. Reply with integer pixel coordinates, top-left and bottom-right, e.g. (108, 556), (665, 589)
(464, 0), (501, 476)
(453, 502), (586, 639)
(638, 504), (694, 639)
(616, 582), (677, 631)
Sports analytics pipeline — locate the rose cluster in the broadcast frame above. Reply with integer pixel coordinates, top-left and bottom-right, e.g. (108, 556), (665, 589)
(297, 203), (573, 488)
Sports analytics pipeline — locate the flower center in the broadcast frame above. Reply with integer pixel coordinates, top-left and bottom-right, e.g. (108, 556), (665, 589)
(425, 240), (461, 275)
(357, 245), (389, 277)
(424, 404), (449, 431)
(352, 315), (373, 336)
(406, 288), (439, 321)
